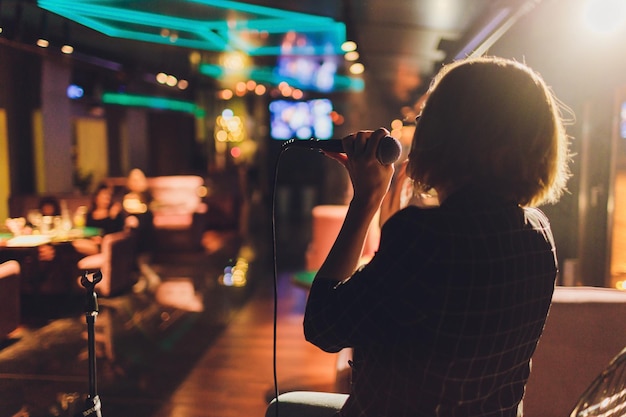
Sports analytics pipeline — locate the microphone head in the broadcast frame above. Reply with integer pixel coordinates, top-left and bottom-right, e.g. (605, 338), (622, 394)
(377, 135), (402, 165)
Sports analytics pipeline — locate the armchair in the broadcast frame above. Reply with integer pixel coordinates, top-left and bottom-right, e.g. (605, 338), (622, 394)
(77, 231), (137, 297)
(0, 260), (21, 338)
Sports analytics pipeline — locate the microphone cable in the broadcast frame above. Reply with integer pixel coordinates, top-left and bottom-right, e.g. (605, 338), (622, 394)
(270, 145), (293, 417)
(269, 144), (317, 417)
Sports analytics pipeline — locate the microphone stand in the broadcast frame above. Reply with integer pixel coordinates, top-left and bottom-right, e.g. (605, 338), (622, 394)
(77, 270), (103, 417)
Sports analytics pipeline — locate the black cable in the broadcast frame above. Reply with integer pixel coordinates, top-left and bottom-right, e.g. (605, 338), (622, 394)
(271, 147), (287, 417)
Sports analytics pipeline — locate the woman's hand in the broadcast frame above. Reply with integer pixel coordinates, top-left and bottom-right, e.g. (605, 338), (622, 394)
(313, 128), (395, 283)
(110, 202), (122, 218)
(327, 128), (395, 208)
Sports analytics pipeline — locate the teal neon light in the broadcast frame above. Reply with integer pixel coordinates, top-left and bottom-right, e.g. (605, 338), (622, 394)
(199, 63), (364, 93)
(38, 0), (346, 55)
(101, 93), (205, 117)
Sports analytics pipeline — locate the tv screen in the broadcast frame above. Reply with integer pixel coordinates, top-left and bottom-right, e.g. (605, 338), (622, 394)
(269, 98), (333, 140)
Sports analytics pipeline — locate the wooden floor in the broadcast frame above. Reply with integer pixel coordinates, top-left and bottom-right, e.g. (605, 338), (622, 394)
(0, 206), (342, 416)
(151, 271), (338, 417)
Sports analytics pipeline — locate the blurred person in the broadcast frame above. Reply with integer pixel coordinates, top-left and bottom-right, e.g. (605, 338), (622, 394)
(122, 168), (154, 254)
(34, 196), (61, 262)
(270, 56), (571, 417)
(87, 183), (124, 234)
(38, 195), (61, 217)
(121, 168), (160, 291)
(73, 183), (125, 256)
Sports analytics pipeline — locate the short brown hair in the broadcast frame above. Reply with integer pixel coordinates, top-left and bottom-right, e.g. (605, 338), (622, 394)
(406, 56), (571, 206)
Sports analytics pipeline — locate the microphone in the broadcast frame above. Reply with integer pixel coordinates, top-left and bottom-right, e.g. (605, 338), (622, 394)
(283, 135), (402, 166)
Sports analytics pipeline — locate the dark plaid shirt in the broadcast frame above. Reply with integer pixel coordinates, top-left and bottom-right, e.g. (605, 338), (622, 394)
(304, 187), (557, 417)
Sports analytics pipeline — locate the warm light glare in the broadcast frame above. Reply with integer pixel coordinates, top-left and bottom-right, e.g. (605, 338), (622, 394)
(156, 72), (168, 84)
(230, 147), (242, 158)
(583, 0), (626, 35)
(61, 44), (74, 54)
(341, 40), (357, 52)
(177, 79), (189, 90)
(254, 84), (266, 95)
(215, 110), (245, 144)
(166, 75), (178, 87)
(330, 111), (345, 125)
(391, 119), (404, 130)
(222, 51), (246, 71)
(235, 82), (247, 93)
(36, 38), (49, 48)
(349, 62), (365, 75)
(344, 51), (359, 61)
(219, 256), (249, 287)
(219, 89), (233, 100)
(215, 130), (228, 142)
(189, 51), (201, 65)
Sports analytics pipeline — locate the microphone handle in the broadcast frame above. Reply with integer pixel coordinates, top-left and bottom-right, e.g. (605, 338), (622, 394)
(282, 138), (343, 153)
(282, 137), (401, 166)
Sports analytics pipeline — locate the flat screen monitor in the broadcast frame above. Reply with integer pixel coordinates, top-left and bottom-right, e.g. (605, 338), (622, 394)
(269, 98), (333, 140)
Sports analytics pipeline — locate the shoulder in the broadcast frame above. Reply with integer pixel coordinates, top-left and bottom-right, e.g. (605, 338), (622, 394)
(383, 205), (444, 229)
(379, 206), (444, 249)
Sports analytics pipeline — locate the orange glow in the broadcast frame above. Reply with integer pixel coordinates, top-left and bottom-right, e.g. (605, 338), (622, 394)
(254, 84), (266, 95)
(349, 63), (365, 75)
(156, 72), (168, 84)
(235, 81), (247, 93)
(341, 40), (357, 52)
(330, 111), (344, 125)
(218, 89), (233, 100)
(344, 51), (359, 61)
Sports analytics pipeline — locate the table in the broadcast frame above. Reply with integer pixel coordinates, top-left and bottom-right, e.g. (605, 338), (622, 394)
(0, 227), (102, 248)
(0, 227), (103, 294)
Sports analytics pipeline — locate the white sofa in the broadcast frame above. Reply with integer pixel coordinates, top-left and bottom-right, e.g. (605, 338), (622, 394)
(0, 260), (20, 338)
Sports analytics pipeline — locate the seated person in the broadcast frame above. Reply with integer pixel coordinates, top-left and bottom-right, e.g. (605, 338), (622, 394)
(36, 195), (61, 261)
(122, 168), (155, 255)
(87, 184), (124, 234)
(73, 184), (125, 256)
(38, 195), (61, 217)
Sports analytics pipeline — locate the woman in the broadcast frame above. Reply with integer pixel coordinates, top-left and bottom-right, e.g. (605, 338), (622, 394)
(122, 168), (155, 255)
(289, 56), (571, 417)
(73, 184), (124, 256)
(86, 183), (124, 235)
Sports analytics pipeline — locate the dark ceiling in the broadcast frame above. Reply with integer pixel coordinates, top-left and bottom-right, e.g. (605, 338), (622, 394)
(0, 0), (558, 107)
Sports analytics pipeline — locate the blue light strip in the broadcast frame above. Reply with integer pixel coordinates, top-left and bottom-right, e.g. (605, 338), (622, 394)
(38, 0), (347, 55)
(185, 0), (337, 23)
(101, 92), (206, 116)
